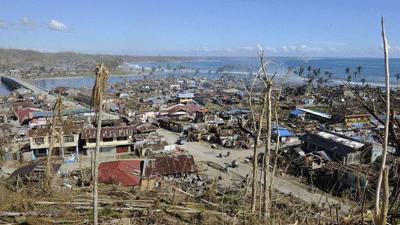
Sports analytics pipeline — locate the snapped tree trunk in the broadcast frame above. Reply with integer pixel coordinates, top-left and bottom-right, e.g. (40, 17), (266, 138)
(92, 63), (109, 225)
(93, 100), (102, 225)
(45, 95), (64, 191)
(269, 100), (280, 203)
(374, 16), (390, 225)
(263, 82), (272, 219)
(251, 90), (268, 212)
(45, 129), (55, 190)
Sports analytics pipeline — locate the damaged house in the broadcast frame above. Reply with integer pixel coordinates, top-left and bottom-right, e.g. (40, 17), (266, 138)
(289, 108), (332, 123)
(299, 130), (372, 165)
(81, 125), (136, 155)
(28, 124), (82, 162)
(98, 155), (197, 187)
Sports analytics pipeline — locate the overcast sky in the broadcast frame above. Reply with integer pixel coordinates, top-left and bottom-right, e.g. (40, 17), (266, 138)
(1, 0), (400, 57)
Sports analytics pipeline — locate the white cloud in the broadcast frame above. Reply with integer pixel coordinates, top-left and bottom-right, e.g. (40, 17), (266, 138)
(282, 44), (329, 54)
(186, 45), (277, 56)
(318, 41), (348, 47)
(388, 44), (400, 50)
(19, 17), (36, 27)
(48, 19), (69, 32)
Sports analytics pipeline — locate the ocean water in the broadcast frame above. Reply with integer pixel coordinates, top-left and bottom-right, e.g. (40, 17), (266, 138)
(135, 57), (400, 84)
(0, 82), (10, 96)
(31, 75), (146, 90)
(1, 57), (400, 96)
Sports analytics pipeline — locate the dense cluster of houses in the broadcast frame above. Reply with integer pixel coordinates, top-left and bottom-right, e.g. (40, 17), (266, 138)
(1, 75), (399, 195)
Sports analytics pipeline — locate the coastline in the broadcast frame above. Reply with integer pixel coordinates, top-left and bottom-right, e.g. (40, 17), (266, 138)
(28, 72), (145, 81)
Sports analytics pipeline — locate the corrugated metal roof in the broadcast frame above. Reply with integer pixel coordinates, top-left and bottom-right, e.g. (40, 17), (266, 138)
(144, 155), (196, 177)
(31, 108), (94, 118)
(300, 131), (366, 159)
(298, 108), (332, 119)
(177, 93), (194, 98)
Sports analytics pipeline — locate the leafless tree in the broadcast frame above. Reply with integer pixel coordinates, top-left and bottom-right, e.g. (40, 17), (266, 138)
(244, 71), (267, 213)
(256, 49), (276, 220)
(373, 17), (390, 225)
(92, 63), (109, 225)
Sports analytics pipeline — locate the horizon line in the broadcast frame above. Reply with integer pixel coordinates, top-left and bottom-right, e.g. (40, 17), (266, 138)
(0, 47), (397, 59)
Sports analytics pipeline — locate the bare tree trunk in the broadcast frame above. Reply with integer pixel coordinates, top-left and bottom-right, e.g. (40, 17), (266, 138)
(45, 96), (64, 191)
(92, 63), (109, 225)
(269, 101), (280, 203)
(374, 16), (390, 225)
(251, 91), (268, 212)
(263, 83), (272, 219)
(93, 96), (103, 225)
(258, 153), (264, 217)
(45, 129), (55, 190)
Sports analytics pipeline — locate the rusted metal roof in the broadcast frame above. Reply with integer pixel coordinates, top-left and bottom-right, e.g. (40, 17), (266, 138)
(10, 158), (63, 180)
(27, 122), (83, 137)
(144, 155), (197, 177)
(165, 104), (208, 115)
(133, 123), (158, 133)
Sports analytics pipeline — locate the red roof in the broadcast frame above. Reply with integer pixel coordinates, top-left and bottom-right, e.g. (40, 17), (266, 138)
(14, 107), (38, 124)
(98, 160), (142, 186)
(165, 104), (208, 115)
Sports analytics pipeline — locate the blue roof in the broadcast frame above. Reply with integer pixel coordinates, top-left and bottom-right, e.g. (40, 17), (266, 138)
(31, 108), (94, 118)
(352, 123), (365, 128)
(273, 127), (295, 137)
(289, 108), (304, 117)
(32, 111), (53, 117)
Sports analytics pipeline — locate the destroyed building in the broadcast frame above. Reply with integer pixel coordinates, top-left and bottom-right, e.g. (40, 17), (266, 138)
(299, 130), (372, 165)
(81, 125), (137, 155)
(27, 124), (82, 162)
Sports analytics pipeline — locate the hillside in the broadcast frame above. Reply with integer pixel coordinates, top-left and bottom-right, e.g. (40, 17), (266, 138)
(0, 48), (191, 78)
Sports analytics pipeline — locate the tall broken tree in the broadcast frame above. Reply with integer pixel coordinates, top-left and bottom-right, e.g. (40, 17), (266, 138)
(269, 69), (292, 208)
(257, 49), (276, 220)
(44, 95), (64, 191)
(92, 63), (109, 225)
(244, 63), (268, 213)
(373, 17), (390, 225)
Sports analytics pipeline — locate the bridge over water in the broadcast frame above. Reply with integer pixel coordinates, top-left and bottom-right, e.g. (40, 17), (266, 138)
(0, 74), (118, 119)
(1, 75), (55, 100)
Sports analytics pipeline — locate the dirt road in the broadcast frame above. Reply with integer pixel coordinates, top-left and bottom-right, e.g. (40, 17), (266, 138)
(157, 128), (354, 214)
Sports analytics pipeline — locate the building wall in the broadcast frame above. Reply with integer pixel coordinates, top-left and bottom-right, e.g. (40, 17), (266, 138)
(30, 134), (79, 149)
(83, 138), (133, 150)
(179, 98), (193, 103)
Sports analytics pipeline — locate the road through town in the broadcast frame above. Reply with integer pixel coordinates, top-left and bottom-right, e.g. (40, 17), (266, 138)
(157, 128), (354, 214)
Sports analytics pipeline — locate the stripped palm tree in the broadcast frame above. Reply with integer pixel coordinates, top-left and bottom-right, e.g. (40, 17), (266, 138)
(298, 65), (305, 77)
(357, 65), (363, 75)
(345, 67), (351, 75)
(92, 63), (109, 225)
(347, 74), (352, 83)
(360, 78), (366, 86)
(45, 95), (64, 192)
(395, 73), (400, 83)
